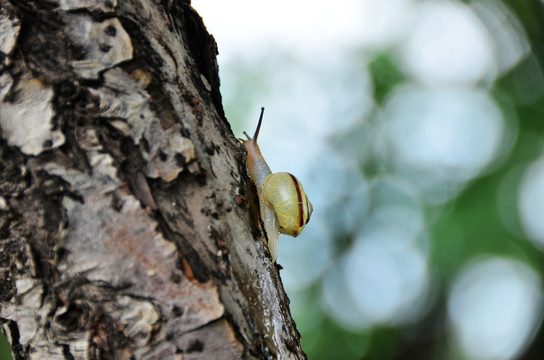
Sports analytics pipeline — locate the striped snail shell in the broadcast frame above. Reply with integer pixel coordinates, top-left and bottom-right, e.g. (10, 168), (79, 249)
(262, 172), (312, 237)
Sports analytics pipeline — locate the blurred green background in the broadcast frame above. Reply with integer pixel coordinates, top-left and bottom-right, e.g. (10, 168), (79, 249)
(4, 0), (544, 359)
(194, 0), (544, 359)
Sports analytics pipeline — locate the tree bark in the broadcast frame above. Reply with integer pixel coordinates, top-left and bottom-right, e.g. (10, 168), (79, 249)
(0, 1), (305, 359)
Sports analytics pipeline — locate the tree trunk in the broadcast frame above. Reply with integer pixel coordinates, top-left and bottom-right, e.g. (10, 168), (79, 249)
(0, 1), (305, 359)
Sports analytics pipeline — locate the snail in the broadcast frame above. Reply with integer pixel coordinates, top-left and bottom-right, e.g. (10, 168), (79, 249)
(241, 107), (313, 261)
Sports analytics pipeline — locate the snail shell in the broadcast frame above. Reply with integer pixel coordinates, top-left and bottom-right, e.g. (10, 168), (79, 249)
(262, 172), (312, 237)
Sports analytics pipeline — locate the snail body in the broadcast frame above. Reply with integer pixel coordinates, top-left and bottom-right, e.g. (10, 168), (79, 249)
(241, 107), (313, 261)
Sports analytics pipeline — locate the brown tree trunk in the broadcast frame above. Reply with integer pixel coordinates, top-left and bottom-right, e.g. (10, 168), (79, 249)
(0, 0), (305, 359)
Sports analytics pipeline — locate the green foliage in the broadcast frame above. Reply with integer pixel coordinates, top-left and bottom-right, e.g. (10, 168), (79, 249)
(367, 53), (406, 105)
(0, 331), (12, 360)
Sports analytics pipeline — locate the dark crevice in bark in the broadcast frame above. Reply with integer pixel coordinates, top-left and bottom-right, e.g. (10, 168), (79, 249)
(7, 321), (24, 360)
(16, 4), (73, 83)
(163, 0), (226, 124)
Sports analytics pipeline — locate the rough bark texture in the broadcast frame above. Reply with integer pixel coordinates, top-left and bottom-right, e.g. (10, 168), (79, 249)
(0, 0), (305, 359)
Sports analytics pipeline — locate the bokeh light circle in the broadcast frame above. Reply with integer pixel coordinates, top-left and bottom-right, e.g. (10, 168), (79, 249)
(385, 85), (505, 203)
(448, 257), (543, 360)
(519, 157), (544, 249)
(401, 1), (495, 85)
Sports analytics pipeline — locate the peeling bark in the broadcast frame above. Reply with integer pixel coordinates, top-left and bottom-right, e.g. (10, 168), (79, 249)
(0, 0), (305, 359)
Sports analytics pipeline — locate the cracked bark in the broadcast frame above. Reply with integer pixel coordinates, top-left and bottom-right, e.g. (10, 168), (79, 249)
(0, 0), (305, 359)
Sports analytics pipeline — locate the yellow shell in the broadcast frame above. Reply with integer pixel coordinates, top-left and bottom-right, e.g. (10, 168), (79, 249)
(262, 172), (313, 237)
